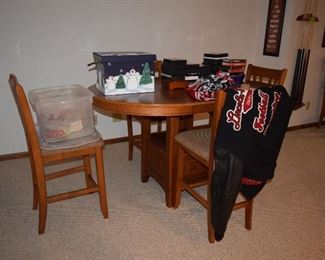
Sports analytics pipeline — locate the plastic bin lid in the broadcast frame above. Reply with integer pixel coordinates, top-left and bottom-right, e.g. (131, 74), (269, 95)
(28, 84), (93, 106)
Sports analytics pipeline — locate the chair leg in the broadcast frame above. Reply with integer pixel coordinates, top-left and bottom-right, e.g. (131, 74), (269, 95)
(83, 155), (92, 188)
(157, 120), (162, 132)
(32, 182), (39, 210)
(208, 228), (216, 243)
(317, 98), (325, 128)
(38, 198), (47, 234)
(95, 147), (109, 219)
(37, 177), (47, 234)
(245, 199), (253, 230)
(208, 112), (213, 126)
(174, 146), (185, 209)
(127, 115), (134, 161)
(29, 157), (39, 210)
(207, 167), (215, 243)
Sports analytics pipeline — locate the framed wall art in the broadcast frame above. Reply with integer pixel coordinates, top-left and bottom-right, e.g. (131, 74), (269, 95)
(263, 0), (286, 56)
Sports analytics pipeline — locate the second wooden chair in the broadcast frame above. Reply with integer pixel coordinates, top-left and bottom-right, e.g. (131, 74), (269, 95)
(8, 74), (109, 234)
(174, 90), (252, 243)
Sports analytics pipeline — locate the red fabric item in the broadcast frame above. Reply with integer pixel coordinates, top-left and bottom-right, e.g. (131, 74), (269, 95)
(241, 177), (263, 185)
(187, 71), (238, 101)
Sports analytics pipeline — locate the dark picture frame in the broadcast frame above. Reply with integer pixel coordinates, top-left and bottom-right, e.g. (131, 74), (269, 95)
(263, 0), (286, 56)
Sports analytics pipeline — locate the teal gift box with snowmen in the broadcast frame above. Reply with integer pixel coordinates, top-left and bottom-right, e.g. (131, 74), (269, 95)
(92, 52), (156, 95)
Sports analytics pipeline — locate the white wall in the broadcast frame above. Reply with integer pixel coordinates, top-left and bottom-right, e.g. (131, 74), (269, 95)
(1, 0), (324, 155)
(253, 0), (325, 126)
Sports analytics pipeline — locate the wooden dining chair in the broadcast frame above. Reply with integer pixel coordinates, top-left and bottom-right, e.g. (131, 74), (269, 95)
(127, 60), (164, 160)
(174, 90), (252, 243)
(8, 74), (108, 234)
(245, 63), (287, 87)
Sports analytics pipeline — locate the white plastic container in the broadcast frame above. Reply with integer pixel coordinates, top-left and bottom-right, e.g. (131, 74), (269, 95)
(28, 85), (95, 144)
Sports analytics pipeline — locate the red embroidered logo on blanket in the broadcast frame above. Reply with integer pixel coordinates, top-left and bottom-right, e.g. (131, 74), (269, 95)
(263, 92), (281, 135)
(253, 90), (270, 133)
(226, 89), (253, 131)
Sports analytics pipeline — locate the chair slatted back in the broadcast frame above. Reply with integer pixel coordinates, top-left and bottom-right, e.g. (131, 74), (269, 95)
(245, 64), (287, 87)
(8, 74), (42, 159)
(154, 60), (162, 78)
(209, 90), (227, 169)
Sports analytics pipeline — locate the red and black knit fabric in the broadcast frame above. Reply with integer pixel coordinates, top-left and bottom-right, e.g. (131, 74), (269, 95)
(187, 71), (236, 101)
(211, 85), (293, 241)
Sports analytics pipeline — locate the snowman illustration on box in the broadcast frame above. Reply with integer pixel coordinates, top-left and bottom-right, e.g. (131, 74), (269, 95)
(103, 62), (154, 94)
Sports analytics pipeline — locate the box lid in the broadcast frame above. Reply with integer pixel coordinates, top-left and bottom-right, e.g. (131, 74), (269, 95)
(93, 52), (156, 63)
(203, 52), (229, 58)
(162, 58), (187, 66)
(28, 84), (93, 107)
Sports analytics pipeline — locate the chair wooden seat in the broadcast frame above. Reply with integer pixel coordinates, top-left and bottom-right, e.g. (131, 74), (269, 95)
(8, 74), (109, 234)
(41, 137), (103, 162)
(175, 127), (211, 162)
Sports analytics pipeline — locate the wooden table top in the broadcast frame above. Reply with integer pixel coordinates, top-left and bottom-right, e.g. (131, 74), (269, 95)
(89, 79), (214, 117)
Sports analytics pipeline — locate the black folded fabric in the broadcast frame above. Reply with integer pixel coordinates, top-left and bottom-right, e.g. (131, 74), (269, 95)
(211, 85), (293, 241)
(211, 149), (243, 241)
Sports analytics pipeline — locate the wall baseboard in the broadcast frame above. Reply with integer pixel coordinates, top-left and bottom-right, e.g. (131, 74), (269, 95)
(0, 151), (29, 161)
(286, 122), (319, 131)
(1, 122), (322, 161)
(0, 135), (137, 161)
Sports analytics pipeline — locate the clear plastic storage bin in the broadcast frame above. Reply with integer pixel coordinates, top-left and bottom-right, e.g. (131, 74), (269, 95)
(28, 85), (95, 144)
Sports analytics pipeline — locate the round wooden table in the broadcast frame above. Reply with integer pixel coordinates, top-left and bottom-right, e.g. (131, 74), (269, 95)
(89, 79), (214, 207)
(89, 79), (214, 117)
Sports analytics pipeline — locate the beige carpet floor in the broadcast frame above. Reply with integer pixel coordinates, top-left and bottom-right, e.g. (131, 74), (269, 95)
(1, 127), (324, 260)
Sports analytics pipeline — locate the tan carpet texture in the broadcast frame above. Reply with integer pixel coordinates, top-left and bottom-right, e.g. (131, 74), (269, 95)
(1, 127), (324, 259)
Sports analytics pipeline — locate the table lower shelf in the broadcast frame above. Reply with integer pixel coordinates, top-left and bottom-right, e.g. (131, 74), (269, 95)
(144, 132), (208, 204)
